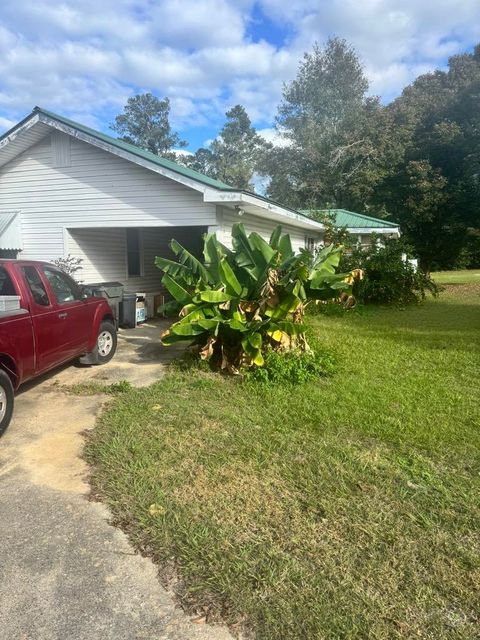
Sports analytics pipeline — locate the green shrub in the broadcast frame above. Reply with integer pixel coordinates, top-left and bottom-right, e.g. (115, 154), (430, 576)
(342, 239), (439, 305)
(244, 345), (335, 385)
(156, 223), (359, 373)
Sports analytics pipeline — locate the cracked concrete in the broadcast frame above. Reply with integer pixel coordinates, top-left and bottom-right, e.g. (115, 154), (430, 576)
(0, 321), (232, 640)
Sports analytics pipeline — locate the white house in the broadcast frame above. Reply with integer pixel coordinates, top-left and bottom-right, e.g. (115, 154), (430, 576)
(0, 107), (327, 294)
(0, 107), (400, 297)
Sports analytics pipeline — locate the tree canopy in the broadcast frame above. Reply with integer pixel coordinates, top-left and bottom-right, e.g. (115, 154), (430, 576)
(260, 37), (389, 211)
(262, 38), (480, 270)
(111, 93), (186, 159)
(373, 45), (480, 270)
(112, 41), (480, 270)
(181, 105), (267, 190)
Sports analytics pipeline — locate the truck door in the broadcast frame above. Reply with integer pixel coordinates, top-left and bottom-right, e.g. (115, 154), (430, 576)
(21, 265), (65, 373)
(40, 266), (91, 361)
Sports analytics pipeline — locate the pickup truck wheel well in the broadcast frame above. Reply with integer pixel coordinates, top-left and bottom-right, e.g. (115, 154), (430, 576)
(0, 354), (18, 388)
(102, 313), (115, 325)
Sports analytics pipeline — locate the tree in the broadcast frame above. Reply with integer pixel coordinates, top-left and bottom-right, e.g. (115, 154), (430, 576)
(394, 160), (455, 273)
(262, 38), (390, 210)
(111, 93), (186, 158)
(183, 105), (267, 190)
(373, 45), (480, 269)
(212, 105), (266, 189)
(182, 147), (216, 177)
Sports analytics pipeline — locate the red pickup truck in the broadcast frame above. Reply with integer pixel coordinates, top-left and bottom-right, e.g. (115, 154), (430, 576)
(0, 260), (117, 436)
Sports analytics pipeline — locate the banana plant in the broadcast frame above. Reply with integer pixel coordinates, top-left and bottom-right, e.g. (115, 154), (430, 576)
(155, 224), (358, 372)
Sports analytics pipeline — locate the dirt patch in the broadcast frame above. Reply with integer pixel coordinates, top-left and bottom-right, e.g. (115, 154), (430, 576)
(2, 390), (103, 493)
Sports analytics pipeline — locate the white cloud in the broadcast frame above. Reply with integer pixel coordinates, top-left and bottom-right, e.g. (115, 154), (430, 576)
(173, 148), (193, 156)
(251, 172), (270, 195)
(275, 0), (480, 98)
(0, 115), (15, 131)
(0, 0), (479, 139)
(149, 0), (247, 48)
(257, 127), (291, 147)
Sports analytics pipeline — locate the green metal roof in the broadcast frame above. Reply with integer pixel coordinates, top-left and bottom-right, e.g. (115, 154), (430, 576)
(0, 107), (325, 226)
(1, 106), (234, 191)
(301, 209), (399, 229)
(1, 109), (357, 229)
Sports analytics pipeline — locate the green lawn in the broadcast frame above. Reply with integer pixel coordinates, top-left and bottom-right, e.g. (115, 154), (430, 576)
(86, 283), (480, 639)
(432, 269), (480, 284)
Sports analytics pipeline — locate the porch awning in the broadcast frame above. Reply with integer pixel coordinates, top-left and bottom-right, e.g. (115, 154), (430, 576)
(0, 212), (22, 250)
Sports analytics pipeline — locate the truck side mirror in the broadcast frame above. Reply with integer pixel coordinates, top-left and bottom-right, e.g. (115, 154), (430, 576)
(80, 285), (92, 299)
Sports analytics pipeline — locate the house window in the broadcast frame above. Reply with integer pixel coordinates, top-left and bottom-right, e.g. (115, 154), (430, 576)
(126, 228), (143, 277)
(305, 236), (315, 252)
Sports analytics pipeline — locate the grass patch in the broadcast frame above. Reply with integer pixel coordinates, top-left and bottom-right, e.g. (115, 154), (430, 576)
(85, 285), (480, 639)
(244, 343), (335, 385)
(432, 269), (480, 284)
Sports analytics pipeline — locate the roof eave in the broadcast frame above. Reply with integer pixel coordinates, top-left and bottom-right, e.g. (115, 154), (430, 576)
(204, 190), (324, 231)
(0, 113), (40, 152)
(348, 226), (400, 235)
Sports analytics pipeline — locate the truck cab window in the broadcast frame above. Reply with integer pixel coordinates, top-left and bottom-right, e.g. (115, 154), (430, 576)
(22, 266), (50, 306)
(43, 268), (81, 304)
(0, 267), (16, 296)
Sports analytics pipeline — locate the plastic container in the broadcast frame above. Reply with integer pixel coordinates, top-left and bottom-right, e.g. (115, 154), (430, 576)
(85, 282), (124, 328)
(135, 295), (146, 324)
(145, 292), (164, 318)
(120, 293), (137, 328)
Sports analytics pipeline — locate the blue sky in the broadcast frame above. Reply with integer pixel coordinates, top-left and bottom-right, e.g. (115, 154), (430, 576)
(0, 0), (479, 152)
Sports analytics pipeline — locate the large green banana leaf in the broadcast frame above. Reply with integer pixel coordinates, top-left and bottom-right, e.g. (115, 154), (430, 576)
(156, 223), (358, 370)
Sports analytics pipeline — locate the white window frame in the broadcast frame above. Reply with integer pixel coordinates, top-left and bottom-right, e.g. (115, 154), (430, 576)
(305, 236), (316, 252)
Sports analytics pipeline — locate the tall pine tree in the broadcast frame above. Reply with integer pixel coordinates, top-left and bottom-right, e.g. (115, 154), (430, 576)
(112, 93), (186, 159)
(184, 105), (267, 190)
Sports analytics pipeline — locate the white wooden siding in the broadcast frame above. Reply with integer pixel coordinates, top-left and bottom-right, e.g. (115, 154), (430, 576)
(0, 127), (324, 294)
(0, 132), (216, 262)
(215, 207), (322, 252)
(67, 226), (206, 292)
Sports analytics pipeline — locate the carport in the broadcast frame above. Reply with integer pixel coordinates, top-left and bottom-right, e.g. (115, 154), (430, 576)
(65, 225), (207, 292)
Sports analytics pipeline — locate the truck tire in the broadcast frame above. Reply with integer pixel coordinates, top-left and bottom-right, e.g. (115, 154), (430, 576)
(96, 321), (117, 365)
(0, 370), (14, 437)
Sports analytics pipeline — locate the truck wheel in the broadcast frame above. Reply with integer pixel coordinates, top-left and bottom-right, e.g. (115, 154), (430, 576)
(0, 370), (14, 437)
(96, 321), (117, 365)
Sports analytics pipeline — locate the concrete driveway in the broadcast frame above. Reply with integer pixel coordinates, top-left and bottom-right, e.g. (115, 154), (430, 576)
(0, 321), (232, 640)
